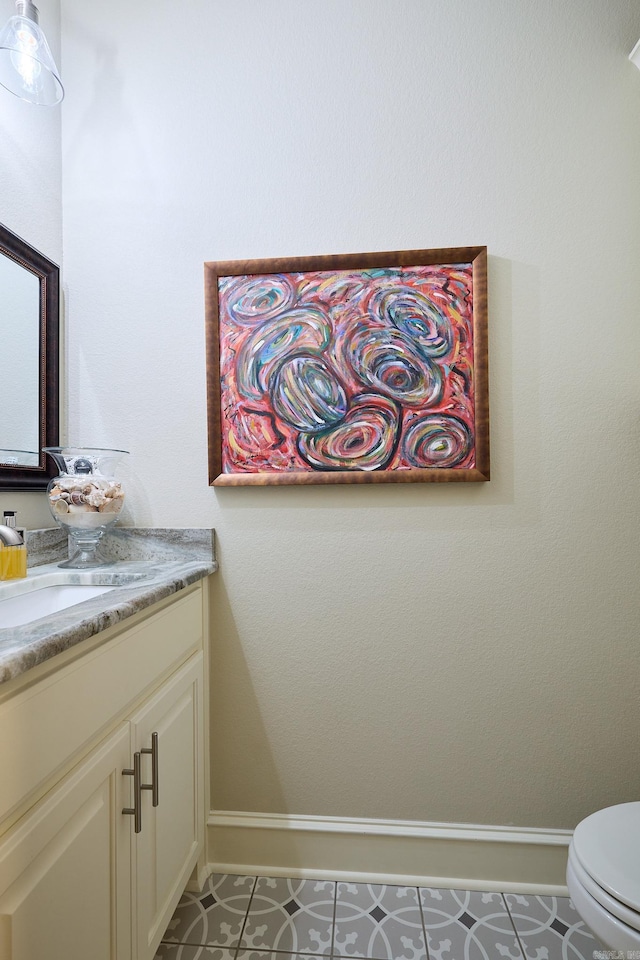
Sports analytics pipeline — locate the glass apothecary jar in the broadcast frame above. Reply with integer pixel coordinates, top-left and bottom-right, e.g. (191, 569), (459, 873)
(43, 447), (129, 568)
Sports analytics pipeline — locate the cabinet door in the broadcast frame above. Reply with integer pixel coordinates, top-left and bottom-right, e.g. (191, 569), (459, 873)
(0, 726), (132, 960)
(130, 653), (204, 960)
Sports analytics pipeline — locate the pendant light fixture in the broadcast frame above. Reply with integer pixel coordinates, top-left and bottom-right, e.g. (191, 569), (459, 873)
(0, 0), (63, 105)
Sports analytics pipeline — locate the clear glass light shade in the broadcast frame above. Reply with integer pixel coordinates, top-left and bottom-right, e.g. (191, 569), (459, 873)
(0, 13), (63, 105)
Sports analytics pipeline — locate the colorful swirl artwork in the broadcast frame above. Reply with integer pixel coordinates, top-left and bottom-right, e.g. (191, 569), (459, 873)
(216, 263), (477, 475)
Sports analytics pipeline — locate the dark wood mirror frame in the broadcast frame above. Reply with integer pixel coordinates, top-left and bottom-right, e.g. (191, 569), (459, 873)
(0, 224), (59, 489)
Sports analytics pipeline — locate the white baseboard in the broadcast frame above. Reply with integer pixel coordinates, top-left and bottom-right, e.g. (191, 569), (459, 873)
(206, 811), (571, 895)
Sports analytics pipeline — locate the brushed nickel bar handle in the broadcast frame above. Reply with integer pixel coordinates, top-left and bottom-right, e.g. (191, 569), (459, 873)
(141, 731), (159, 807)
(122, 751), (142, 833)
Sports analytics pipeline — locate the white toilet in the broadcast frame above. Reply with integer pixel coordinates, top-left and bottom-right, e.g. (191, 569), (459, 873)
(567, 801), (640, 949)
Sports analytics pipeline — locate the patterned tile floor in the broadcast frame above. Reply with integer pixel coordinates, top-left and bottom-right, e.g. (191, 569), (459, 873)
(154, 874), (607, 960)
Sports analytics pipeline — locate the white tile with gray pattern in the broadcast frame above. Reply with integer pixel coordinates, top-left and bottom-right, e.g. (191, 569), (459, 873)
(154, 874), (606, 960)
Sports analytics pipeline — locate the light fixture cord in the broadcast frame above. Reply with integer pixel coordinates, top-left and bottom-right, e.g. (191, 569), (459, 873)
(14, 0), (39, 23)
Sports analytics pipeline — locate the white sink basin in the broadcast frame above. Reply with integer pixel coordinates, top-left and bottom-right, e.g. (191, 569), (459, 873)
(0, 583), (116, 628)
(0, 569), (152, 630)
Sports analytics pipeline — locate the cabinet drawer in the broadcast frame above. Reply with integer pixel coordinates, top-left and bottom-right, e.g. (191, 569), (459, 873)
(0, 586), (203, 826)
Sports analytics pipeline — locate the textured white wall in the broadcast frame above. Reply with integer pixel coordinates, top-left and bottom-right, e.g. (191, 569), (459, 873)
(0, 0), (61, 253)
(0, 0), (61, 527)
(61, 0), (640, 828)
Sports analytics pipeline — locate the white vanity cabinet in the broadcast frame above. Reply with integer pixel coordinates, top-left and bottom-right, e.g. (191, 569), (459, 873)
(0, 580), (209, 960)
(0, 724), (133, 960)
(130, 653), (203, 959)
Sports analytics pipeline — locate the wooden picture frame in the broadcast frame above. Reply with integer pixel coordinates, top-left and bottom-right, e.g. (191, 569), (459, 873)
(205, 247), (489, 486)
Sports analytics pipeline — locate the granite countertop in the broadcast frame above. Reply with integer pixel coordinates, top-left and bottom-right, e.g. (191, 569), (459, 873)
(0, 528), (217, 685)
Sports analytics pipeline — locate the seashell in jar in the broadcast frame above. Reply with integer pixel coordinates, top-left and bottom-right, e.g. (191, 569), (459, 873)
(54, 498), (69, 514)
(99, 494), (124, 514)
(70, 490), (87, 506)
(67, 502), (98, 514)
(105, 483), (123, 498)
(84, 484), (113, 508)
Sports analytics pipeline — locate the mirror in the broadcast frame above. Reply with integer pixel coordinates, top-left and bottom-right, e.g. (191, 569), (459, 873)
(0, 223), (59, 489)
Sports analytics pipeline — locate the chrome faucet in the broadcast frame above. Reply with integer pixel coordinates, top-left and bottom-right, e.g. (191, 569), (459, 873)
(0, 525), (23, 546)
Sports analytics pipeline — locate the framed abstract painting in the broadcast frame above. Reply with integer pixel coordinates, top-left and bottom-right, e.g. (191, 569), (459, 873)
(205, 246), (489, 486)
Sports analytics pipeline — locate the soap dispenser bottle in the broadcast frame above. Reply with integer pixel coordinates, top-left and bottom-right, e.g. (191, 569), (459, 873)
(1, 511), (27, 580)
